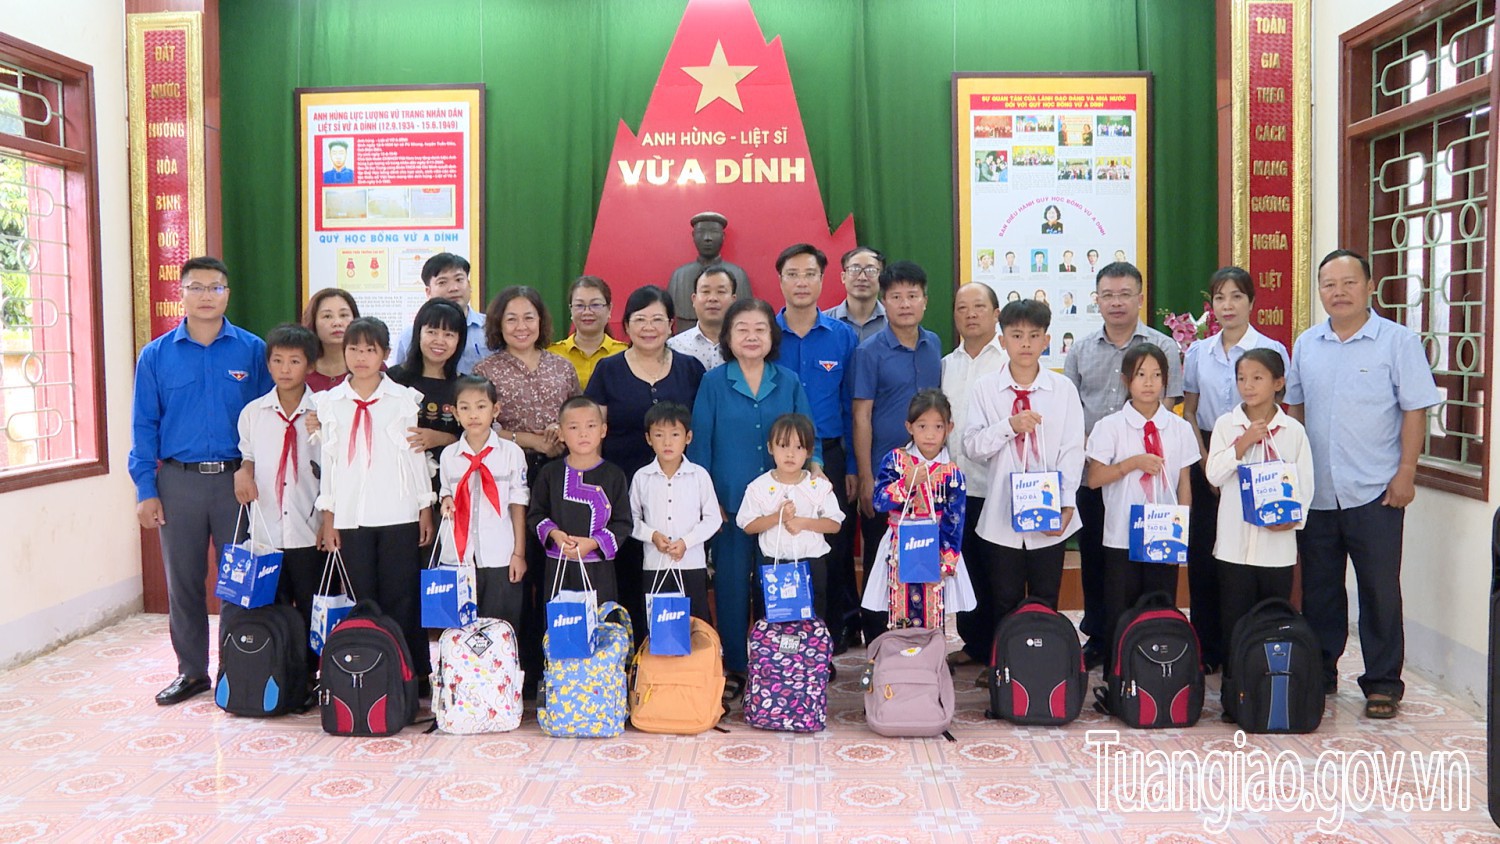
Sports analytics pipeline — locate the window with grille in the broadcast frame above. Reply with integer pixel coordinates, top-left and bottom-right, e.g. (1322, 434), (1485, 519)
(0, 34), (105, 493)
(1341, 0), (1497, 499)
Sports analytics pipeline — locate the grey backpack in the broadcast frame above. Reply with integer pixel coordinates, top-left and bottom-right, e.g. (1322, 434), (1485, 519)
(860, 626), (956, 739)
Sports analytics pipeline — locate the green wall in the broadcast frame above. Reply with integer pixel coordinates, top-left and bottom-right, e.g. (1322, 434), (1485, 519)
(220, 0), (1218, 342)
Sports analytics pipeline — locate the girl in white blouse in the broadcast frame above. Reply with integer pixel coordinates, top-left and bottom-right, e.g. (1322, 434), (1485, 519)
(439, 375), (530, 628)
(1203, 348), (1314, 717)
(738, 413), (845, 624)
(1085, 344), (1198, 673)
(316, 317), (436, 682)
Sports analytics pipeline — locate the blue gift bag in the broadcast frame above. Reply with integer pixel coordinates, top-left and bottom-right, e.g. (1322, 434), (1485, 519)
(895, 519), (941, 584)
(421, 566), (477, 629)
(214, 505), (282, 609)
(1237, 459), (1302, 527)
(546, 592), (598, 659)
(310, 551), (356, 655)
(545, 554), (599, 660)
(1128, 502), (1190, 564)
(646, 567), (692, 655)
(760, 559), (814, 623)
(420, 532), (477, 629)
(1010, 471), (1064, 532)
(647, 592), (692, 655)
(1008, 429), (1063, 532)
(1128, 473), (1189, 564)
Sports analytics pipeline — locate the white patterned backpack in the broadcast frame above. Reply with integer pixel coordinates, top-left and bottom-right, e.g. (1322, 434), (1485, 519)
(431, 618), (523, 734)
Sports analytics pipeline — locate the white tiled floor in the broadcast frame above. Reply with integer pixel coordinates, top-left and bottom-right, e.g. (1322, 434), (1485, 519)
(0, 614), (1492, 843)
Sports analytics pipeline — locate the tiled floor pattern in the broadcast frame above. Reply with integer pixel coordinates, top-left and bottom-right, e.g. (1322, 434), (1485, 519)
(0, 614), (1493, 843)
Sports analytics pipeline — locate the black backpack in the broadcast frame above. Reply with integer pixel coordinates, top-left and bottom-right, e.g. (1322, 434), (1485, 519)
(215, 603), (309, 717)
(1224, 597), (1323, 733)
(985, 599), (1086, 725)
(319, 600), (419, 736)
(1098, 591), (1203, 728)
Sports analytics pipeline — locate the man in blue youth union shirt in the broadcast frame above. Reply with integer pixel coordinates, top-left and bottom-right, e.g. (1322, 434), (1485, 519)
(774, 242), (860, 652)
(130, 257), (271, 706)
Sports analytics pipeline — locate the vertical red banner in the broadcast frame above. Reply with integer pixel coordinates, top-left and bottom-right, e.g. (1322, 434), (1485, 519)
(1233, 0), (1310, 349)
(1245, 3), (1294, 348)
(128, 13), (205, 354)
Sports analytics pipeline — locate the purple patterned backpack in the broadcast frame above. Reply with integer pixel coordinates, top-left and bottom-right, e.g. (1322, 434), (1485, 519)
(743, 617), (832, 732)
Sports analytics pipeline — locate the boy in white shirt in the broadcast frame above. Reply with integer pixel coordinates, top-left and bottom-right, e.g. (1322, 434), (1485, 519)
(964, 300), (1086, 628)
(738, 414), (845, 625)
(233, 323), (323, 674)
(439, 375), (530, 627)
(629, 402), (722, 622)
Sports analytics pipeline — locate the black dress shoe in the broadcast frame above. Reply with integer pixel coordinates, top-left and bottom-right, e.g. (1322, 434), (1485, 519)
(842, 628), (864, 651)
(156, 674), (211, 706)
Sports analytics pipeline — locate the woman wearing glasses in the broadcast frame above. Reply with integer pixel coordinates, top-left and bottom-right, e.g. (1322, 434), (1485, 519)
(585, 285), (708, 641)
(548, 275), (627, 389)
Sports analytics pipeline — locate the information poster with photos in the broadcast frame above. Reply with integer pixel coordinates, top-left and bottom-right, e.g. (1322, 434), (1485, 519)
(953, 74), (1151, 370)
(296, 85), (485, 327)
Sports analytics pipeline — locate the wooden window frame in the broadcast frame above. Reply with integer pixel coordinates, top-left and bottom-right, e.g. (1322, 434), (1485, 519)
(0, 33), (107, 494)
(1340, 0), (1498, 500)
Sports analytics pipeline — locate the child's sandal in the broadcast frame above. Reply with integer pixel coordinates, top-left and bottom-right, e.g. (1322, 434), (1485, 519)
(722, 673), (746, 701)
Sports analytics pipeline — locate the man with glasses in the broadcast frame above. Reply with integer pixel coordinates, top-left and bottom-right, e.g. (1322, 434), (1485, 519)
(773, 243), (861, 653)
(393, 252), (488, 374)
(1063, 261), (1182, 670)
(668, 211), (750, 334)
(668, 267), (735, 371)
(130, 256), (271, 705)
(824, 246), (887, 343)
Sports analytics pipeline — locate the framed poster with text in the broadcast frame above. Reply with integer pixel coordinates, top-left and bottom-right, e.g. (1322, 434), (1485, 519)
(954, 73), (1151, 370)
(296, 85), (485, 332)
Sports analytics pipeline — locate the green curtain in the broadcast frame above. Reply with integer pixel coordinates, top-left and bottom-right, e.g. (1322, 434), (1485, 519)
(220, 0), (1218, 340)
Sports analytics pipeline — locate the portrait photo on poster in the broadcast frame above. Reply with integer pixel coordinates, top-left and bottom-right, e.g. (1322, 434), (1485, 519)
(953, 73), (1153, 371)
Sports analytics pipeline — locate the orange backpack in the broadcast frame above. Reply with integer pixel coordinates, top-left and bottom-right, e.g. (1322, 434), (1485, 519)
(629, 618), (726, 734)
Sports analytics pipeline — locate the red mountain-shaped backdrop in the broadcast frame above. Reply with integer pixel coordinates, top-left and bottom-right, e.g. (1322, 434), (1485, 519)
(583, 0), (857, 318)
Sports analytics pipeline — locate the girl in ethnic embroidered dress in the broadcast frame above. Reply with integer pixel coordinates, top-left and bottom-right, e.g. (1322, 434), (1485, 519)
(861, 389), (975, 629)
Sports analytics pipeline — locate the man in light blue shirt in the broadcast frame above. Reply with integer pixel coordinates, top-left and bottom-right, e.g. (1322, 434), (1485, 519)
(393, 253), (488, 374)
(824, 246), (888, 342)
(1286, 249), (1440, 719)
(130, 257), (270, 706)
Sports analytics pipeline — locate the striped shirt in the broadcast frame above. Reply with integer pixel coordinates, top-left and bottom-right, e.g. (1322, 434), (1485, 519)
(1063, 321), (1184, 435)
